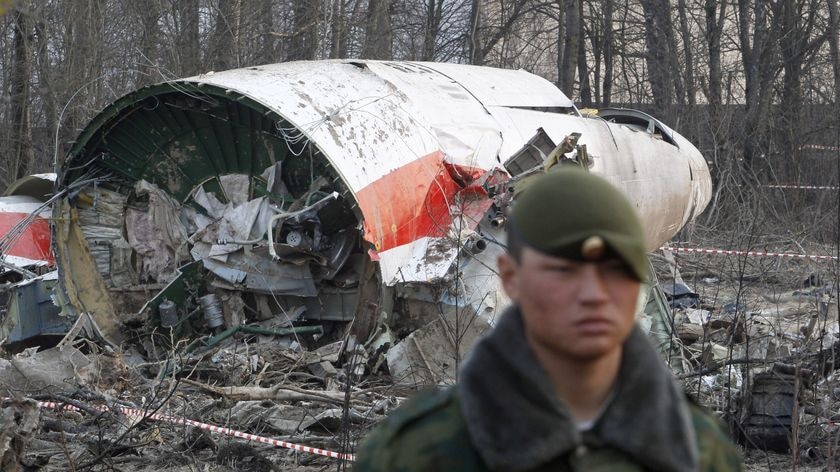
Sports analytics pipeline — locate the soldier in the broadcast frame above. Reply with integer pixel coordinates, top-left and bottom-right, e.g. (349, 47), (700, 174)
(354, 168), (743, 472)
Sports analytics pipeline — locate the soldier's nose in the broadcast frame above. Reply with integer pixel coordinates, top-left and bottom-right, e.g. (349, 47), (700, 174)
(578, 264), (609, 303)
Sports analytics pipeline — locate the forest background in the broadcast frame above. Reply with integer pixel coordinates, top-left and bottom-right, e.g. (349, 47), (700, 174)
(3, 2), (840, 468)
(2, 0), (840, 352)
(1, 0), (838, 207)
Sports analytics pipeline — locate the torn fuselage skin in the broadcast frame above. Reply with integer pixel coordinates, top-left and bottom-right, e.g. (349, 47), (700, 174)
(49, 61), (711, 386)
(55, 85), (369, 346)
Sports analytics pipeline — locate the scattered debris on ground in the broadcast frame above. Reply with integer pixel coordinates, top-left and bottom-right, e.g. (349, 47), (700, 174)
(2, 235), (839, 470)
(654, 233), (840, 470)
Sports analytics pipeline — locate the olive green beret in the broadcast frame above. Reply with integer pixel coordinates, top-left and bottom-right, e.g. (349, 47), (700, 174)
(508, 168), (648, 281)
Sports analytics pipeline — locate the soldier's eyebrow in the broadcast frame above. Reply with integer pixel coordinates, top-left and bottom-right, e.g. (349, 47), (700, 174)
(537, 258), (578, 270)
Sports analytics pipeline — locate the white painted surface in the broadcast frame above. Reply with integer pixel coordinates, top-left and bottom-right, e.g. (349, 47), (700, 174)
(183, 61), (710, 285)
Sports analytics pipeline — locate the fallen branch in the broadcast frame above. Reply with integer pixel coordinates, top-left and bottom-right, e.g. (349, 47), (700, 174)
(180, 378), (365, 406)
(677, 357), (777, 379)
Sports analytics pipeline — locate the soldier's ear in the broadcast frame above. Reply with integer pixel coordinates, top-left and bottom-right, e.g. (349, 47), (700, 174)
(497, 253), (520, 301)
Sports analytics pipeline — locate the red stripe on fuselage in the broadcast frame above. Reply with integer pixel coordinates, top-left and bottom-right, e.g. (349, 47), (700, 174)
(356, 151), (487, 252)
(0, 212), (53, 265)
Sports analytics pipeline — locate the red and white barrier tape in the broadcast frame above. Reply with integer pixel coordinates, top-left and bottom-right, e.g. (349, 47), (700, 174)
(661, 246), (839, 261)
(27, 400), (355, 461)
(801, 144), (840, 152)
(758, 184), (839, 190)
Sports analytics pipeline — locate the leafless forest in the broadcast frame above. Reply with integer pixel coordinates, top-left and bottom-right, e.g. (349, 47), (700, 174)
(2, 0), (840, 471)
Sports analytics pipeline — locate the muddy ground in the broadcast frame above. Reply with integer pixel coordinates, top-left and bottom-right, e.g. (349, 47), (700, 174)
(2, 225), (839, 471)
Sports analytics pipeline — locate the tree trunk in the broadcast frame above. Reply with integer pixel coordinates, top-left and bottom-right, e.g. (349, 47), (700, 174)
(828, 0), (840, 106)
(34, 10), (59, 169)
(468, 0), (483, 64)
(559, 0), (579, 97)
(176, 0), (200, 75)
(576, 0), (592, 106)
(135, 0), (161, 85)
(209, 0), (240, 71)
(289, 0), (319, 60)
(258, 0), (276, 64)
(639, 0), (678, 115)
(555, 0), (566, 92)
(422, 0), (443, 61)
(330, 0), (347, 59)
(602, 0), (613, 107)
(586, 2), (602, 105)
(738, 0), (779, 166)
(779, 0), (802, 163)
(704, 0), (725, 108)
(363, 0), (392, 59)
(8, 7), (34, 183)
(676, 0), (694, 106)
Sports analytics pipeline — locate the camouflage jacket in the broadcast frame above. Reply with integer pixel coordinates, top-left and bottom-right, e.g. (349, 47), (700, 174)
(355, 307), (743, 472)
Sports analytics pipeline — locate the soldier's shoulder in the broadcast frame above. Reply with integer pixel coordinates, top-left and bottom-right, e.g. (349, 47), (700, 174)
(375, 387), (459, 437)
(354, 387), (482, 472)
(686, 399), (744, 472)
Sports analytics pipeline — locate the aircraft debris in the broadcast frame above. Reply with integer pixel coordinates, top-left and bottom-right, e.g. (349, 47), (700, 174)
(0, 60), (729, 469)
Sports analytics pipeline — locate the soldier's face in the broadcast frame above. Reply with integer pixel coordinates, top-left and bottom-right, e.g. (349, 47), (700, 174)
(498, 247), (640, 362)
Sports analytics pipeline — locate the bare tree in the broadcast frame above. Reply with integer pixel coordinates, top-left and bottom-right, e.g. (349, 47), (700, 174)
(7, 5), (35, 184)
(639, 0), (682, 116)
(575, 0), (592, 106)
(209, 0), (241, 71)
(289, 0), (320, 60)
(703, 0), (726, 109)
(468, 0), (482, 63)
(363, 0), (393, 59)
(737, 0), (784, 167)
(131, 0), (161, 85)
(33, 1), (57, 167)
(423, 0), (444, 60)
(601, 0), (614, 106)
(557, 0), (579, 96)
(175, 0), (201, 76)
(829, 0), (840, 106)
(675, 0), (694, 106)
(778, 0), (825, 165)
(257, 0), (277, 65)
(330, 0), (349, 58)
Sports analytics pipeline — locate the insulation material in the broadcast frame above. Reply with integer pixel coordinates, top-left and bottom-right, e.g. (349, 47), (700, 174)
(75, 187), (135, 286)
(179, 205), (214, 237)
(190, 185), (275, 246)
(215, 197), (275, 243)
(219, 174), (251, 206)
(108, 238), (136, 287)
(191, 187), (227, 219)
(260, 162), (293, 201)
(125, 180), (189, 282)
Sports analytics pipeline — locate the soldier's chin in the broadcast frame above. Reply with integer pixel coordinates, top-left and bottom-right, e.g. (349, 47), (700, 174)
(545, 341), (621, 363)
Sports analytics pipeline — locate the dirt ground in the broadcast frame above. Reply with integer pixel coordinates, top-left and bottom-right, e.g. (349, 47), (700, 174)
(3, 222), (840, 470)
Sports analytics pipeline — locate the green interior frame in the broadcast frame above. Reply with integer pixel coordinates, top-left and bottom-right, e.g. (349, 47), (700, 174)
(62, 82), (347, 207)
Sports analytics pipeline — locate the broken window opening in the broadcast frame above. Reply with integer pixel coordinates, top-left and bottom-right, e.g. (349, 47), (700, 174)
(597, 108), (679, 148)
(506, 105), (579, 116)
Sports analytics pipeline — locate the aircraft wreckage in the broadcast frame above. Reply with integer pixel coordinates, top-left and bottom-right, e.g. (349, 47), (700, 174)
(1, 60), (710, 383)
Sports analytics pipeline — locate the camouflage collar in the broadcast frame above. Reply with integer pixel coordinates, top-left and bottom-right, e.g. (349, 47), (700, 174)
(458, 306), (699, 472)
